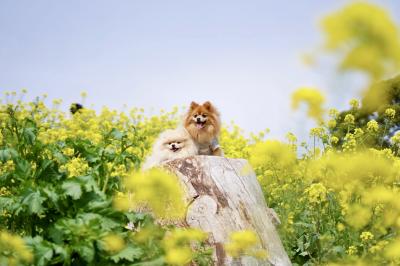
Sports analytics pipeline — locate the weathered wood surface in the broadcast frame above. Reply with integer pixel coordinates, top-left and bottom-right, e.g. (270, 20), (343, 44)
(165, 156), (291, 266)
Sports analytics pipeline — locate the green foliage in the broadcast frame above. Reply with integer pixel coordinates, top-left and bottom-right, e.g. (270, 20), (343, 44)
(0, 98), (209, 265)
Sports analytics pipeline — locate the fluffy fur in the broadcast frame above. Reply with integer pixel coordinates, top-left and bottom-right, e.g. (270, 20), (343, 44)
(184, 101), (223, 156)
(142, 127), (198, 170)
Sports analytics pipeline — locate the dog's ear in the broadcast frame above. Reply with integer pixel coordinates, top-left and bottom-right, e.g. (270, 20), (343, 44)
(190, 101), (199, 110)
(203, 101), (214, 111)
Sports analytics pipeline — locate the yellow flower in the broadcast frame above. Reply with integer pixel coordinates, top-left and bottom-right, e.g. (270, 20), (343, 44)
(101, 234), (125, 253)
(310, 127), (325, 138)
(384, 238), (400, 259)
(321, 2), (400, 79)
(330, 136), (339, 145)
(342, 133), (356, 152)
(344, 114), (355, 124)
(0, 160), (15, 175)
(249, 140), (296, 170)
(224, 230), (267, 259)
(61, 157), (89, 178)
(385, 108), (396, 119)
(336, 223), (345, 232)
(0, 231), (33, 263)
(360, 231), (374, 242)
(328, 108), (339, 118)
(349, 99), (359, 109)
(163, 228), (207, 265)
(369, 240), (389, 254)
(366, 120), (379, 132)
(62, 147), (74, 157)
(123, 169), (186, 219)
(390, 132), (400, 145)
(304, 183), (327, 204)
(346, 204), (372, 229)
(327, 119), (337, 129)
(346, 245), (357, 255)
(165, 247), (192, 265)
(291, 87), (325, 121)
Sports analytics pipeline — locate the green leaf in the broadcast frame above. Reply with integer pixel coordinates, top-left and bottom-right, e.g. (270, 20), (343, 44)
(22, 191), (45, 214)
(37, 160), (60, 181)
(0, 149), (12, 161)
(130, 257), (165, 266)
(74, 242), (95, 263)
(23, 127), (36, 144)
(15, 159), (31, 179)
(110, 245), (143, 263)
(42, 186), (59, 204)
(77, 175), (100, 193)
(110, 128), (124, 140)
(99, 216), (121, 230)
(25, 236), (54, 266)
(0, 148), (18, 162)
(62, 181), (82, 200)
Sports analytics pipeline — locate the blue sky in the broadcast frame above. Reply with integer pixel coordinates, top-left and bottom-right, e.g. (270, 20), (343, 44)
(1, 0), (400, 140)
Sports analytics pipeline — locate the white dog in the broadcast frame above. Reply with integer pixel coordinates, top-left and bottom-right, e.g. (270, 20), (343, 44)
(142, 127), (198, 170)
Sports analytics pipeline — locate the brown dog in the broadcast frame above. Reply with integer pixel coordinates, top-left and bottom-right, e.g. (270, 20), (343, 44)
(184, 101), (223, 156)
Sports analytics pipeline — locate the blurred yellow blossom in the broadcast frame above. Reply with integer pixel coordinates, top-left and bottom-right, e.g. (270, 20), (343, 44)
(224, 230), (267, 259)
(249, 140), (296, 171)
(330, 136), (339, 145)
(101, 234), (125, 253)
(291, 87), (325, 121)
(327, 119), (337, 129)
(123, 168), (186, 219)
(349, 99), (359, 109)
(321, 2), (400, 79)
(163, 228), (207, 265)
(0, 231), (33, 264)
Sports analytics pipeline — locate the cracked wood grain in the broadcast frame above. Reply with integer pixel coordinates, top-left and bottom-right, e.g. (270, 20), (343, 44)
(165, 155), (291, 266)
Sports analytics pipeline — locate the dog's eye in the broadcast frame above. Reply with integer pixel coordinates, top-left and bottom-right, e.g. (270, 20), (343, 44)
(168, 142), (171, 145)
(202, 114), (207, 118)
(177, 141), (181, 144)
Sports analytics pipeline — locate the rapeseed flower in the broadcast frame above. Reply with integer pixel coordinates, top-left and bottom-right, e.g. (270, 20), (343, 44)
(224, 230), (268, 259)
(60, 157), (89, 178)
(304, 183), (327, 204)
(162, 228), (207, 265)
(101, 234), (125, 253)
(344, 114), (355, 124)
(0, 231), (33, 264)
(349, 99), (359, 109)
(366, 120), (379, 132)
(385, 108), (396, 119)
(360, 231), (374, 242)
(291, 87), (325, 121)
(249, 140), (296, 171)
(124, 168), (186, 219)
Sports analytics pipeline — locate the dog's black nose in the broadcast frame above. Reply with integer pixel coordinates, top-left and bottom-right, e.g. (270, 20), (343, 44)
(196, 118), (201, 123)
(172, 144), (176, 148)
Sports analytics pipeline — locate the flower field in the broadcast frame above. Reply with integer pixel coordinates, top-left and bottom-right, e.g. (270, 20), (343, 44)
(1, 81), (400, 265)
(1, 1), (400, 266)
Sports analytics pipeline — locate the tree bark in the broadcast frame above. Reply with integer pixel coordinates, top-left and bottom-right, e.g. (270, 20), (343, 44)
(165, 156), (291, 266)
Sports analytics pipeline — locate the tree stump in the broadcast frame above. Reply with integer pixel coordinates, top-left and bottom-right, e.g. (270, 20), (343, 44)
(165, 156), (291, 266)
